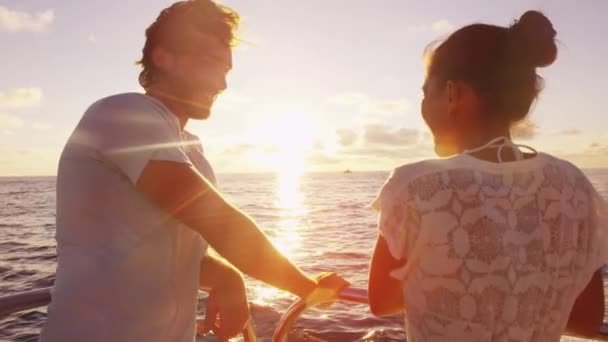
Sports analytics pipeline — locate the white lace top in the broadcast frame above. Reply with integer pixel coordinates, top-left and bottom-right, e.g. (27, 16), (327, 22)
(373, 152), (608, 342)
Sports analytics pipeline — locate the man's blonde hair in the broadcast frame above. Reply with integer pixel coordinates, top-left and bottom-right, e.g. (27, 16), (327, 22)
(136, 0), (239, 89)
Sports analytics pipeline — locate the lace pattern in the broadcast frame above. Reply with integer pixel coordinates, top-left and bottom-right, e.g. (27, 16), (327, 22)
(374, 154), (608, 342)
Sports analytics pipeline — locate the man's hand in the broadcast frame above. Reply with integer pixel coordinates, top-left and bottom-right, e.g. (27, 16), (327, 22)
(200, 271), (250, 341)
(304, 272), (350, 307)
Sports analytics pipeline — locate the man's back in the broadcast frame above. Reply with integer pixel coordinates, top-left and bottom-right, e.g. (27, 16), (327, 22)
(41, 93), (209, 342)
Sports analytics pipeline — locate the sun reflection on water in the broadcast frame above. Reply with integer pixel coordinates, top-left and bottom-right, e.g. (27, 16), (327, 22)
(251, 168), (308, 305)
(272, 168), (307, 258)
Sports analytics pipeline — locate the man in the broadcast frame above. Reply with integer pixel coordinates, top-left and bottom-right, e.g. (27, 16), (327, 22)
(40, 1), (346, 341)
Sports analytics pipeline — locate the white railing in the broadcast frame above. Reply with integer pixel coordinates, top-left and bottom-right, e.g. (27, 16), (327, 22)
(272, 288), (608, 342)
(273, 287), (368, 342)
(0, 287), (256, 341)
(0, 287), (51, 318)
(1, 287), (607, 342)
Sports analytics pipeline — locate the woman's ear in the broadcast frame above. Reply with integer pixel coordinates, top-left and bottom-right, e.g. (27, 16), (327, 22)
(446, 80), (460, 121)
(448, 80), (484, 129)
(446, 80), (461, 103)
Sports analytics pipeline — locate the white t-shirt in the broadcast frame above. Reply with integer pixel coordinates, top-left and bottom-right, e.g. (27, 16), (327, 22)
(373, 153), (608, 342)
(41, 93), (215, 342)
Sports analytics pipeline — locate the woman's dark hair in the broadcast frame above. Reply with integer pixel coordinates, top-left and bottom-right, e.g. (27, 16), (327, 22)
(426, 11), (557, 124)
(136, 0), (240, 89)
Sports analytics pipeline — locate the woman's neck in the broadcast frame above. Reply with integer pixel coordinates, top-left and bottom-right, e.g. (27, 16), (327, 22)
(456, 126), (516, 162)
(456, 119), (512, 152)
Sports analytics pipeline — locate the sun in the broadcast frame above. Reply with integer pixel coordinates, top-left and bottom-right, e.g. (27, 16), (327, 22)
(250, 109), (317, 173)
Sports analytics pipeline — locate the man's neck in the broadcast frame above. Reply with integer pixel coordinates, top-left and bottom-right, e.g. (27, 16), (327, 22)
(145, 88), (189, 131)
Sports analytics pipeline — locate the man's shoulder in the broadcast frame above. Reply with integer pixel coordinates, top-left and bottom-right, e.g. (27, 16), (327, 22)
(87, 92), (167, 115)
(81, 92), (179, 131)
(70, 92), (181, 149)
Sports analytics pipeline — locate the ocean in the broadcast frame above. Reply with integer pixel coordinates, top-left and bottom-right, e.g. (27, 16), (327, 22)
(1, 170), (607, 341)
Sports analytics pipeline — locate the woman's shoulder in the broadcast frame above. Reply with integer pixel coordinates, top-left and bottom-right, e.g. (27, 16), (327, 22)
(386, 153), (591, 190)
(537, 152), (595, 190)
(389, 156), (465, 185)
(538, 152), (589, 178)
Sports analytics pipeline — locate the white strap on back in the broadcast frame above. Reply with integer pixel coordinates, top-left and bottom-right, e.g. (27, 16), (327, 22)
(463, 136), (537, 163)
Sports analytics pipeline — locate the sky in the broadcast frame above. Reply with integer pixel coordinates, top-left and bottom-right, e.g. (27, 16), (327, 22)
(0, 0), (607, 176)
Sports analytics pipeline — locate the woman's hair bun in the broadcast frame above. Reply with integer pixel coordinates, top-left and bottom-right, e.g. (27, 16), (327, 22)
(509, 10), (557, 68)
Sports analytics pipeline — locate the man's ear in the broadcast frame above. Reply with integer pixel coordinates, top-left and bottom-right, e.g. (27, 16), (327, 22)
(151, 46), (174, 70)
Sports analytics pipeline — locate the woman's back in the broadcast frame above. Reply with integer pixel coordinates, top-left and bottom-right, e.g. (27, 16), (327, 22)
(373, 152), (607, 341)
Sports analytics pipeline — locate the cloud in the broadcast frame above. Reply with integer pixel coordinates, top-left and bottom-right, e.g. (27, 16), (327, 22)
(0, 6), (54, 32)
(0, 87), (43, 109)
(335, 139), (436, 169)
(221, 143), (280, 156)
(407, 24), (427, 34)
(214, 91), (253, 111)
(87, 33), (97, 43)
(558, 128), (582, 136)
(556, 143), (608, 169)
(336, 128), (357, 146)
(329, 93), (412, 116)
(0, 146), (61, 176)
(431, 20), (454, 34)
(343, 146), (431, 160)
(374, 99), (412, 115)
(588, 143), (608, 153)
(222, 144), (257, 155)
(303, 140), (435, 171)
(306, 153), (341, 165)
(312, 140), (325, 151)
(0, 113), (24, 131)
(408, 19), (454, 35)
(511, 120), (538, 140)
(364, 124), (419, 145)
(329, 92), (369, 106)
(32, 121), (52, 131)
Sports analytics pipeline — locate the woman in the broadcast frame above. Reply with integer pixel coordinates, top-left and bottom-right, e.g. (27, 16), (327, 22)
(368, 11), (607, 341)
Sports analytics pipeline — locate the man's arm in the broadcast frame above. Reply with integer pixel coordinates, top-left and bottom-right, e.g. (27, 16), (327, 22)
(197, 252), (249, 339)
(136, 160), (316, 298)
(564, 269), (605, 338)
(368, 235), (405, 316)
(198, 251), (244, 292)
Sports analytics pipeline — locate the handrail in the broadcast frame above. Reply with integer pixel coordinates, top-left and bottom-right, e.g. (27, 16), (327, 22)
(273, 287), (368, 342)
(0, 287), (52, 318)
(2, 286), (607, 342)
(273, 287), (608, 342)
(0, 287), (256, 341)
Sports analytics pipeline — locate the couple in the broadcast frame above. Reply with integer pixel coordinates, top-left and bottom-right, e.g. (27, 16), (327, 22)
(41, 1), (607, 341)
